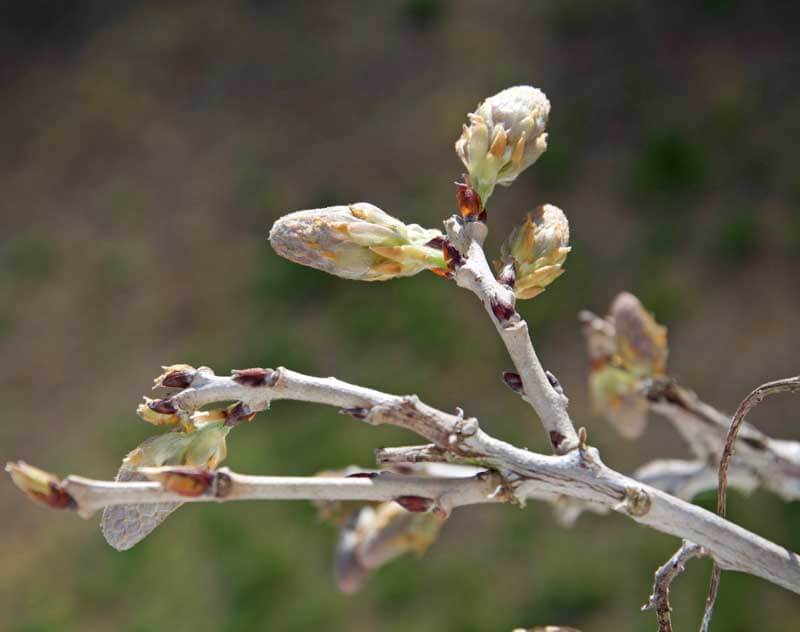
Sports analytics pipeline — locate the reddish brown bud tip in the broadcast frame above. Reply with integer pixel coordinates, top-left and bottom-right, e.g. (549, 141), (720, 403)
(502, 371), (524, 394)
(443, 242), (464, 271)
(545, 370), (564, 396)
(490, 297), (515, 322)
(424, 236), (446, 250)
(339, 407), (371, 420)
(148, 398), (178, 415)
(455, 183), (484, 221)
(549, 431), (566, 450)
(496, 260), (516, 288)
(154, 364), (196, 389)
(232, 368), (278, 387)
(6, 462), (77, 510)
(224, 402), (256, 427)
(394, 495), (434, 513)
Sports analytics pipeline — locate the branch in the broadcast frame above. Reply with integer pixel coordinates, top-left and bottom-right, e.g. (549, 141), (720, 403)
(23, 467), (506, 519)
(642, 540), (706, 632)
(445, 217), (579, 454)
(646, 379), (800, 502)
(632, 458), (759, 502)
(13, 364), (799, 595)
(702, 376), (800, 631)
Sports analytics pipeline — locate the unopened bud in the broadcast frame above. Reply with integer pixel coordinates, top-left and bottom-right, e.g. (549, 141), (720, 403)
(611, 292), (668, 377)
(153, 364), (196, 389)
(231, 367), (278, 387)
(455, 86), (550, 204)
(269, 203), (447, 281)
(455, 183), (484, 221)
(137, 397), (181, 426)
(500, 205), (570, 300)
(6, 461), (75, 510)
(502, 371), (524, 394)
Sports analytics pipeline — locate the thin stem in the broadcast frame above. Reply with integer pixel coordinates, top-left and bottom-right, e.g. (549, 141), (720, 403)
(702, 376), (800, 632)
(643, 540), (705, 632)
(446, 217), (579, 454)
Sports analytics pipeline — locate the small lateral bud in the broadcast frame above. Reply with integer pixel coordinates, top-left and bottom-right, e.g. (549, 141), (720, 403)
(224, 402), (256, 427)
(455, 182), (484, 221)
(394, 496), (434, 513)
(545, 370), (564, 396)
(154, 364), (196, 389)
(137, 397), (181, 426)
(490, 296), (516, 322)
(339, 407), (371, 420)
(140, 466), (215, 497)
(232, 367), (278, 387)
(5, 461), (76, 510)
(502, 371), (524, 394)
(496, 259), (516, 288)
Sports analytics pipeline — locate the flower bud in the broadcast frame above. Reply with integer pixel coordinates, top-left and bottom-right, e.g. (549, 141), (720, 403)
(6, 461), (75, 509)
(153, 364), (196, 389)
(269, 203), (446, 281)
(500, 204), (570, 300)
(611, 292), (668, 377)
(137, 397), (181, 427)
(455, 86), (550, 204)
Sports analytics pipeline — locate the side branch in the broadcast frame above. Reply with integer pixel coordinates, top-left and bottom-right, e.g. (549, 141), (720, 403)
(445, 217), (579, 454)
(8, 464), (505, 519)
(643, 540), (706, 632)
(10, 366), (800, 595)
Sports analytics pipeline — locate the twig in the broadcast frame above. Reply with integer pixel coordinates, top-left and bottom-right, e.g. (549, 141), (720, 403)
(642, 540), (705, 632)
(646, 379), (800, 502)
(633, 458), (759, 502)
(701, 376), (800, 632)
(445, 217), (579, 454)
(36, 467), (505, 518)
(12, 365), (800, 594)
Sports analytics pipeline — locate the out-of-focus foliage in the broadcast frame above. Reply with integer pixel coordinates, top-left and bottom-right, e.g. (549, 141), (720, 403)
(2, 2), (800, 631)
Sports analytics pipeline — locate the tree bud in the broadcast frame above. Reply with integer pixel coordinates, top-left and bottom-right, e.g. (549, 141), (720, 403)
(455, 85), (550, 204)
(269, 203), (446, 281)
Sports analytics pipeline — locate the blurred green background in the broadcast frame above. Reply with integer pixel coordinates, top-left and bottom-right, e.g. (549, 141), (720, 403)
(2, 1), (799, 630)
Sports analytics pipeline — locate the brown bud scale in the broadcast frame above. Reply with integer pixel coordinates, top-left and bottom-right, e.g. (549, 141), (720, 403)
(394, 495), (434, 513)
(232, 368), (278, 387)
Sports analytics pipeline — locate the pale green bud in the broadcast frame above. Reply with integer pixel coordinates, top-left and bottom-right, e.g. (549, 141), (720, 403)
(269, 203), (446, 281)
(500, 204), (570, 300)
(455, 85), (550, 204)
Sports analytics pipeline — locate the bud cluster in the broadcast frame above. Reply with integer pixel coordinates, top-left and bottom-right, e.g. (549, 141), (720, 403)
(456, 85), (550, 204)
(269, 203), (447, 281)
(499, 204), (571, 300)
